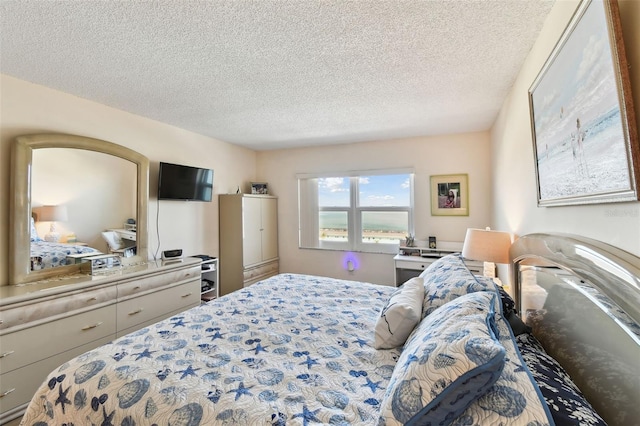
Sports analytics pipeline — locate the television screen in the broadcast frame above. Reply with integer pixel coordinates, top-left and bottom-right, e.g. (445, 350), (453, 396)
(158, 162), (214, 201)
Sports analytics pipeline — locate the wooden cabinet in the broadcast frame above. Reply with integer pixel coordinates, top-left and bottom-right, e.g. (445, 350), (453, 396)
(0, 258), (201, 424)
(219, 194), (279, 295)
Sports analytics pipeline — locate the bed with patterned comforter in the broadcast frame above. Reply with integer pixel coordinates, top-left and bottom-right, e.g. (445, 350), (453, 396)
(21, 254), (600, 425)
(30, 240), (100, 270)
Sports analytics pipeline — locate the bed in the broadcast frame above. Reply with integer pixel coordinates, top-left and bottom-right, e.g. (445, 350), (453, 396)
(18, 233), (640, 425)
(30, 240), (101, 270)
(30, 217), (100, 270)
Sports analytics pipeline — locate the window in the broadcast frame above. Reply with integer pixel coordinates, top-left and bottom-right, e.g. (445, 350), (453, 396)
(298, 170), (414, 253)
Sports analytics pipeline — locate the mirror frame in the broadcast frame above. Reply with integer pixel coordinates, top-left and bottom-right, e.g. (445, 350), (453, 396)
(10, 133), (149, 284)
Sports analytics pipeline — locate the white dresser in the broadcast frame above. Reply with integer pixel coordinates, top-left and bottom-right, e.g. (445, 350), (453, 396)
(0, 258), (201, 424)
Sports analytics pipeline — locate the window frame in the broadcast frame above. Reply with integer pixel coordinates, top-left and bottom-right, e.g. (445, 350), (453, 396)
(298, 169), (414, 254)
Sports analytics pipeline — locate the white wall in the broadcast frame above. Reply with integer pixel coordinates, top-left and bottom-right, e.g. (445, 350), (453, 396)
(491, 0), (640, 260)
(0, 74), (257, 286)
(258, 133), (492, 286)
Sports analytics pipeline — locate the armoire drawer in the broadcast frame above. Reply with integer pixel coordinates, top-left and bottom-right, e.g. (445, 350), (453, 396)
(116, 278), (200, 332)
(0, 304), (116, 375)
(243, 260), (279, 285)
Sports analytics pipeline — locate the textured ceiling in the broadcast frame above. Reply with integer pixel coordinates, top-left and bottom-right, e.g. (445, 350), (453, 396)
(1, 0), (555, 150)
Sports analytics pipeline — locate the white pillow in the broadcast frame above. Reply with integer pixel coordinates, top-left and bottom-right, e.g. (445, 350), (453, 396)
(101, 231), (124, 251)
(374, 277), (424, 349)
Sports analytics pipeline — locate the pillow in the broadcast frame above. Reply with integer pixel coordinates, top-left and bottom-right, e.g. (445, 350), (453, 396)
(101, 231), (124, 250)
(457, 306), (554, 425)
(516, 333), (607, 426)
(374, 277), (424, 349)
(420, 254), (497, 317)
(378, 291), (506, 425)
(30, 217), (41, 242)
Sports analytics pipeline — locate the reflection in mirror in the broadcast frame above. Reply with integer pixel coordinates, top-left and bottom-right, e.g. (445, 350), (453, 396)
(32, 149), (137, 251)
(10, 134), (149, 284)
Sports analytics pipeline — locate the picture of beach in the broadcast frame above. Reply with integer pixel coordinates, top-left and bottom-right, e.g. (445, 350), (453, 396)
(529, 0), (637, 205)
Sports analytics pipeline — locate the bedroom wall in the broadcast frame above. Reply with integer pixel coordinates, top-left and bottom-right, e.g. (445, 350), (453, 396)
(0, 74), (257, 286)
(257, 133), (492, 286)
(492, 0), (640, 262)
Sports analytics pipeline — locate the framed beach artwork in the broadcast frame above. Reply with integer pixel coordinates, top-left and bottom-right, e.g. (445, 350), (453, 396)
(430, 174), (468, 216)
(528, 0), (639, 206)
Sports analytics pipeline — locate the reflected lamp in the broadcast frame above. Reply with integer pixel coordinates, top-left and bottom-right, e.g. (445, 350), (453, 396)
(34, 205), (68, 243)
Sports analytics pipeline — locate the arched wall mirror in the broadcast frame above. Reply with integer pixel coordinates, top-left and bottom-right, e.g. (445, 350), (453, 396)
(9, 133), (149, 284)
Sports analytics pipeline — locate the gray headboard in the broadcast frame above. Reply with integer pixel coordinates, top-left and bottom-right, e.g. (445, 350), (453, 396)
(510, 233), (640, 426)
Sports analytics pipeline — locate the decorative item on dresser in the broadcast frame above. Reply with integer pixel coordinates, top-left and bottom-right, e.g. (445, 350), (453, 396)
(0, 258), (202, 424)
(218, 194), (278, 295)
(393, 239), (483, 285)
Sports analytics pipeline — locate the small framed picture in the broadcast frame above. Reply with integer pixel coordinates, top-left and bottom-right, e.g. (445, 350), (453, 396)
(251, 182), (268, 195)
(430, 174), (469, 216)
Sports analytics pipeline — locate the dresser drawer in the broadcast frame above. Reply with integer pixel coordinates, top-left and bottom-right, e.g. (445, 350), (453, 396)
(0, 304), (116, 375)
(243, 260), (279, 286)
(0, 335), (113, 421)
(117, 266), (200, 300)
(0, 285), (117, 332)
(116, 278), (200, 332)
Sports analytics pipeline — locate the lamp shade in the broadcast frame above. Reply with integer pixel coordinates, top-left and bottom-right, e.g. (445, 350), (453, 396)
(462, 228), (512, 264)
(35, 205), (68, 222)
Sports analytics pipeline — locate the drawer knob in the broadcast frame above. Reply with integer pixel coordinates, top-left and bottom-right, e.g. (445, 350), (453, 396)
(87, 297), (98, 302)
(129, 308), (144, 316)
(0, 350), (15, 359)
(0, 388), (15, 398)
(181, 292), (193, 298)
(81, 322), (103, 331)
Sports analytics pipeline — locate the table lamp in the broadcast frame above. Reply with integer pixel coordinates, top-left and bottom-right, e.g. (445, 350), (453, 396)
(35, 205), (68, 242)
(462, 227), (513, 278)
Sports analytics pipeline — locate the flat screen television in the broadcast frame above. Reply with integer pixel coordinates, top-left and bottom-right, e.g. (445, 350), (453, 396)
(158, 162), (214, 201)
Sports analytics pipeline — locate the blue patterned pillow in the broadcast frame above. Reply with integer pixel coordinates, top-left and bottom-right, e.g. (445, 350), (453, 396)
(378, 291), (506, 425)
(420, 254), (497, 317)
(455, 308), (554, 425)
(516, 333), (607, 426)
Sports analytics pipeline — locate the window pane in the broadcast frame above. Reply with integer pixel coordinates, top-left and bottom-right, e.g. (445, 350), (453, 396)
(318, 177), (350, 207)
(359, 174), (410, 207)
(361, 211), (408, 244)
(319, 211), (348, 242)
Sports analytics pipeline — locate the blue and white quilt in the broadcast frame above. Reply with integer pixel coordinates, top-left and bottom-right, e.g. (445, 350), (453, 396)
(21, 274), (401, 425)
(30, 241), (99, 270)
(20, 268), (557, 426)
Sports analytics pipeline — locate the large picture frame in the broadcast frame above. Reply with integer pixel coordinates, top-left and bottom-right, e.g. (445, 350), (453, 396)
(528, 0), (639, 206)
(430, 174), (469, 216)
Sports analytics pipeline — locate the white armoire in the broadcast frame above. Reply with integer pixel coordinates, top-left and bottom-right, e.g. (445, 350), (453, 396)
(219, 194), (279, 295)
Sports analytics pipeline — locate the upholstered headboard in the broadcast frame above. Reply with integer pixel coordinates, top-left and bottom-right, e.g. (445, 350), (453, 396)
(510, 233), (640, 426)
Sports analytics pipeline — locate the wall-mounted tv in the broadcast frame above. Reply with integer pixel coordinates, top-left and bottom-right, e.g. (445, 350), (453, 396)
(158, 162), (214, 202)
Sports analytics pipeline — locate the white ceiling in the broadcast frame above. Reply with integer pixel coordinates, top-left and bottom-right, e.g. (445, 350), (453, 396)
(1, 0), (555, 151)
